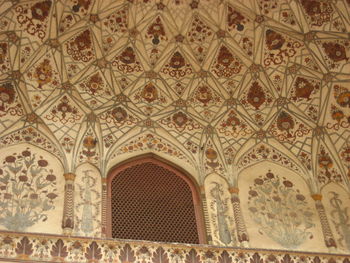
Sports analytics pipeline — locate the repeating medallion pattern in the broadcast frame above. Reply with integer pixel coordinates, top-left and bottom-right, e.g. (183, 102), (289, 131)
(0, 0), (350, 256)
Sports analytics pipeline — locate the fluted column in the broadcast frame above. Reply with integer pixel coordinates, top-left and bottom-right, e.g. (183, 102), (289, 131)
(312, 194), (337, 251)
(62, 173), (76, 235)
(229, 187), (249, 247)
(101, 178), (108, 238)
(200, 185), (213, 244)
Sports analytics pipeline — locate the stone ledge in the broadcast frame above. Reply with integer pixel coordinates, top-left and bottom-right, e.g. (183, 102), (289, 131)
(0, 231), (349, 263)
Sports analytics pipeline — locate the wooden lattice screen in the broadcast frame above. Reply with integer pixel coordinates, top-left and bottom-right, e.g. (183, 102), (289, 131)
(110, 161), (199, 244)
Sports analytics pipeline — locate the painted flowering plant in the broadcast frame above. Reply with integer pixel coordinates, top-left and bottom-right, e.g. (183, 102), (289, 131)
(248, 171), (314, 249)
(0, 148), (57, 231)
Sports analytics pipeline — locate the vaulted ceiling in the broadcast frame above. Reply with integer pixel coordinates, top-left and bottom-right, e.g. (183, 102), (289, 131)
(0, 0), (349, 190)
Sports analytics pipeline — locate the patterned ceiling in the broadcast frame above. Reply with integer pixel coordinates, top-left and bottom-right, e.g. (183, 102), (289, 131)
(0, 0), (349, 190)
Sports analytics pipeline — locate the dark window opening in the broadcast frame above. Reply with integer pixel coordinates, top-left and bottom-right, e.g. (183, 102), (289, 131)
(110, 161), (200, 244)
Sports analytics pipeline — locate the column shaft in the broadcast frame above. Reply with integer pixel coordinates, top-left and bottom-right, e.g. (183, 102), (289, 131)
(62, 173), (76, 234)
(312, 194), (337, 249)
(229, 187), (249, 247)
(101, 178), (108, 238)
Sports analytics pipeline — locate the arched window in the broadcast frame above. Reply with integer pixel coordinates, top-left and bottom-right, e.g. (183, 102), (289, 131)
(107, 155), (206, 244)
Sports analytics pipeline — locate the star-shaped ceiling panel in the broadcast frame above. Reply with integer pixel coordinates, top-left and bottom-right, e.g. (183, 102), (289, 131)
(0, 0), (349, 189)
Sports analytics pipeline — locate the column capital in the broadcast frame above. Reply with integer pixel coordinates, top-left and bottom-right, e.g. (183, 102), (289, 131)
(64, 173), (76, 181)
(102, 177), (108, 184)
(311, 194), (322, 201)
(229, 187), (239, 194)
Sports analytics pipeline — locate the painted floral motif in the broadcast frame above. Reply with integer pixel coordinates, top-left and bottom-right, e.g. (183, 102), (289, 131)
(67, 0), (91, 15)
(133, 83), (166, 104)
(288, 76), (320, 121)
(248, 171), (314, 249)
(66, 29), (95, 62)
(104, 6), (128, 34)
(187, 16), (213, 63)
(247, 82), (267, 110)
(45, 96), (83, 124)
(112, 46), (143, 73)
(160, 111), (201, 133)
(319, 40), (350, 70)
(79, 72), (111, 98)
(327, 84), (350, 130)
(276, 111), (295, 135)
(192, 85), (213, 106)
(209, 183), (235, 246)
(143, 16), (168, 66)
(80, 132), (98, 163)
(203, 142), (224, 175)
(298, 151), (312, 171)
(0, 128), (62, 159)
(340, 144), (350, 179)
(100, 106), (138, 128)
(269, 111), (311, 143)
(33, 59), (54, 89)
(0, 148), (58, 231)
(227, 5), (247, 31)
(61, 136), (74, 153)
(317, 146), (342, 184)
(74, 170), (101, 237)
(238, 145), (302, 173)
(264, 29), (302, 66)
(240, 81), (274, 126)
(292, 77), (319, 101)
(147, 17), (166, 41)
(15, 1), (52, 40)
(211, 46), (243, 77)
(300, 0), (334, 27)
(0, 42), (10, 73)
(218, 110), (253, 138)
(0, 82), (23, 116)
(329, 192), (350, 251)
(161, 51), (192, 79)
(114, 134), (191, 164)
(0, 232), (346, 262)
(322, 42), (348, 63)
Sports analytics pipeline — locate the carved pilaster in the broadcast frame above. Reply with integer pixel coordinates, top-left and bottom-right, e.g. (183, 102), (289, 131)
(229, 187), (249, 247)
(200, 185), (213, 244)
(312, 194), (337, 250)
(62, 173), (76, 235)
(101, 178), (108, 238)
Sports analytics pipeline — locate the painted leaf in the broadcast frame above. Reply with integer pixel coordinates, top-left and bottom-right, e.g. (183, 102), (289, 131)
(219, 251), (232, 263)
(85, 241), (102, 261)
(281, 254), (294, 263)
(119, 244), (136, 262)
(15, 236), (33, 256)
(51, 239), (68, 258)
(185, 248), (201, 263)
(250, 253), (263, 263)
(152, 247), (169, 263)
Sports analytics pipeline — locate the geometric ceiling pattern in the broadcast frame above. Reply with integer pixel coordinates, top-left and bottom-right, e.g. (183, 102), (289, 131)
(0, 0), (349, 192)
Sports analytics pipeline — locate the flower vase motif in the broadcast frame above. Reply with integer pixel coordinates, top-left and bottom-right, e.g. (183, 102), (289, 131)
(75, 170), (101, 237)
(329, 191), (350, 251)
(248, 171), (314, 249)
(210, 183), (233, 245)
(0, 149), (58, 231)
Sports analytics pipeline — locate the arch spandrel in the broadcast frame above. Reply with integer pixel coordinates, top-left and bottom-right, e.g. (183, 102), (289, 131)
(0, 144), (65, 235)
(238, 161), (327, 252)
(321, 182), (350, 254)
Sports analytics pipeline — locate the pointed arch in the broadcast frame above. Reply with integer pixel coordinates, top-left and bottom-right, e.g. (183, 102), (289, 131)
(106, 153), (207, 244)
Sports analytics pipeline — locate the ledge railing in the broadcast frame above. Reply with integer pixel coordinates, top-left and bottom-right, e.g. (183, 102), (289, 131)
(0, 231), (349, 262)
